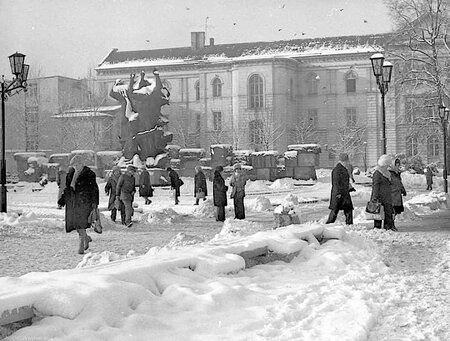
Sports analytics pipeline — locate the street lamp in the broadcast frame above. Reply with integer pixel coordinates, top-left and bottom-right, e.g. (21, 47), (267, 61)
(370, 53), (393, 155)
(438, 104), (449, 193)
(1, 52), (29, 212)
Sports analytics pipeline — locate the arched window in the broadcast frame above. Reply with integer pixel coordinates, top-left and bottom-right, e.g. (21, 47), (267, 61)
(345, 70), (357, 93)
(427, 136), (440, 157)
(306, 73), (319, 95)
(248, 74), (264, 108)
(212, 77), (222, 98)
(406, 136), (418, 157)
(194, 80), (200, 101)
(249, 120), (263, 145)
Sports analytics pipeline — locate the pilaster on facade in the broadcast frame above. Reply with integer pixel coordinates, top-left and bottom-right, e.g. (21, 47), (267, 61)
(366, 92), (380, 166)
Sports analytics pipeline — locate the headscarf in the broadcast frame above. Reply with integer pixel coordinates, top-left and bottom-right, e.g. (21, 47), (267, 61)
(69, 155), (86, 190)
(376, 154), (392, 180)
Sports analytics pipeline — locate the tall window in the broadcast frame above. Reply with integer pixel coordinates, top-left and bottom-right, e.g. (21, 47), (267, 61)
(306, 73), (319, 95)
(248, 74), (264, 108)
(196, 114), (201, 134)
(249, 120), (263, 145)
(346, 107), (357, 125)
(427, 136), (440, 157)
(194, 81), (200, 101)
(212, 77), (222, 98)
(345, 70), (357, 93)
(406, 136), (418, 157)
(307, 108), (318, 127)
(212, 111), (222, 131)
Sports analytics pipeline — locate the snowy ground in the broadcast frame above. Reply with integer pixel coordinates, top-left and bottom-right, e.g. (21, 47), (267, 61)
(0, 170), (449, 341)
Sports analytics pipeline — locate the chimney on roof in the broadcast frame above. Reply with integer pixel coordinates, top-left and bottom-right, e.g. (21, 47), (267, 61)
(209, 38), (214, 47)
(191, 32), (205, 50)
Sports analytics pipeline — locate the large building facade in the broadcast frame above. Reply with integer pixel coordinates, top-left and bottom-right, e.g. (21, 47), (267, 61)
(96, 32), (410, 169)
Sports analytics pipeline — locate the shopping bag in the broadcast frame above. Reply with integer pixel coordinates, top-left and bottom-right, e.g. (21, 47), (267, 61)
(366, 199), (382, 214)
(88, 207), (103, 234)
(365, 204), (385, 220)
(196, 190), (205, 199)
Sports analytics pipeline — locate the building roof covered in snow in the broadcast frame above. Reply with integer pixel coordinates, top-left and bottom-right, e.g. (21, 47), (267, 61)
(97, 33), (393, 71)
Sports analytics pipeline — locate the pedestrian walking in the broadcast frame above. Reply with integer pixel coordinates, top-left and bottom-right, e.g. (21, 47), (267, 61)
(326, 153), (354, 225)
(56, 165), (67, 209)
(58, 155), (99, 255)
(167, 167), (183, 205)
(105, 166), (122, 223)
(194, 165), (207, 205)
(213, 166), (228, 222)
(139, 168), (153, 205)
(229, 163), (248, 219)
(389, 158), (407, 226)
(425, 165), (435, 190)
(116, 165), (137, 227)
(371, 154), (395, 231)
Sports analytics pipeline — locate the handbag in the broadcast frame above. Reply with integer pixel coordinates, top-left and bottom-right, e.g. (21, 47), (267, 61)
(88, 207), (103, 234)
(196, 190), (205, 199)
(365, 200), (385, 220)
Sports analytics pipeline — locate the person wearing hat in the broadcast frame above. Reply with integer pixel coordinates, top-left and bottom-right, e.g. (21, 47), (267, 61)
(229, 163), (248, 219)
(326, 152), (354, 225)
(116, 165), (137, 227)
(213, 166), (228, 221)
(58, 154), (99, 254)
(370, 154), (395, 231)
(139, 167), (154, 205)
(167, 167), (183, 205)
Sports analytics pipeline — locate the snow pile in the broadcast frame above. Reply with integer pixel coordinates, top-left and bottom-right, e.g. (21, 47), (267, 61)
(245, 180), (270, 192)
(246, 196), (272, 212)
(405, 191), (448, 212)
(144, 208), (185, 224)
(163, 232), (206, 249)
(192, 198), (216, 218)
(268, 178), (296, 190)
(401, 171), (443, 188)
(0, 212), (63, 235)
(76, 250), (136, 268)
(212, 218), (267, 240)
(281, 193), (299, 206)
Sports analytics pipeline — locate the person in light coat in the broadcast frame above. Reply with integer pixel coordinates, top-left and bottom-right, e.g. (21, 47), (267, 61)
(229, 163), (248, 219)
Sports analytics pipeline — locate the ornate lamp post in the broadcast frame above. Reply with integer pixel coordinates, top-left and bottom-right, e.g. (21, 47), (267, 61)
(370, 53), (393, 155)
(1, 52), (29, 212)
(438, 104), (449, 193)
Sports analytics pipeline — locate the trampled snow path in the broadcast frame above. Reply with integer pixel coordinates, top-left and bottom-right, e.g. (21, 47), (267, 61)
(364, 228), (450, 341)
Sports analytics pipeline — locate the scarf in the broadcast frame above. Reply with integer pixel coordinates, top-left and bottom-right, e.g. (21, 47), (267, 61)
(70, 168), (80, 190)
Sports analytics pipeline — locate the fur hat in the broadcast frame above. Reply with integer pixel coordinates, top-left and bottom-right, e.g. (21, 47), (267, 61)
(338, 153), (349, 162)
(377, 154), (392, 167)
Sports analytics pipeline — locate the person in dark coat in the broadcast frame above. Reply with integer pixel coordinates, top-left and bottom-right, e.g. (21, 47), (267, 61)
(425, 165), (435, 190)
(213, 166), (228, 222)
(326, 153), (354, 225)
(371, 154), (395, 231)
(105, 166), (122, 222)
(58, 155), (99, 255)
(56, 165), (67, 209)
(167, 167), (182, 205)
(139, 168), (153, 205)
(194, 165), (208, 205)
(229, 163), (248, 219)
(116, 165), (137, 227)
(389, 158), (407, 224)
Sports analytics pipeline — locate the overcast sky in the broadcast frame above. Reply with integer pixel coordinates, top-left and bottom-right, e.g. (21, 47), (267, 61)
(0, 0), (393, 79)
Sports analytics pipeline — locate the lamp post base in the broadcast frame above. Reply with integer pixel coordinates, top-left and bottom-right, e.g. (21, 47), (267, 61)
(0, 184), (7, 213)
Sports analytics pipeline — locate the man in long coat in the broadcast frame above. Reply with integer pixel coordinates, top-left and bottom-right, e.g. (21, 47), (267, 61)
(116, 165), (137, 227)
(194, 166), (208, 205)
(326, 153), (354, 225)
(229, 163), (248, 219)
(167, 167), (182, 205)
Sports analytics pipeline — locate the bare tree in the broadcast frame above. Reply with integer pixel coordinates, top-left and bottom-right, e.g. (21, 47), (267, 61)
(331, 123), (367, 160)
(291, 116), (319, 144)
(386, 0), (450, 139)
(249, 109), (286, 151)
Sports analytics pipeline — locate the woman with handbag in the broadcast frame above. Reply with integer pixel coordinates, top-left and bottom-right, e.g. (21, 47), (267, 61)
(194, 166), (207, 205)
(58, 155), (99, 254)
(370, 154), (395, 231)
(139, 168), (154, 205)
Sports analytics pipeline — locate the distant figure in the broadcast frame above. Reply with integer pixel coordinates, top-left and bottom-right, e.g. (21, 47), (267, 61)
(213, 166), (228, 222)
(326, 153), (354, 225)
(371, 154), (395, 231)
(389, 158), (407, 226)
(194, 166), (208, 205)
(139, 168), (154, 205)
(229, 163), (248, 219)
(116, 165), (137, 227)
(105, 166), (122, 223)
(167, 167), (182, 205)
(425, 165), (435, 190)
(58, 155), (99, 255)
(56, 165), (67, 209)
